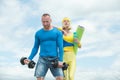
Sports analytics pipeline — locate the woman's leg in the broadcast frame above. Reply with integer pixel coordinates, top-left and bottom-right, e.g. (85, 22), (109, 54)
(69, 60), (76, 80)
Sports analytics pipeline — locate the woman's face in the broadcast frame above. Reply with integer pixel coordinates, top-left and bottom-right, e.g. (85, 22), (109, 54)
(62, 20), (70, 28)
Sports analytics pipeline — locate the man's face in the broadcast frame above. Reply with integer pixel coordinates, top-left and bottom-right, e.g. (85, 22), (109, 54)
(63, 20), (70, 28)
(42, 16), (51, 29)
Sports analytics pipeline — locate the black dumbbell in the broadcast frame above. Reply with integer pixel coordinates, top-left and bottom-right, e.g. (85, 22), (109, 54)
(52, 60), (69, 70)
(20, 57), (36, 69)
(62, 62), (69, 70)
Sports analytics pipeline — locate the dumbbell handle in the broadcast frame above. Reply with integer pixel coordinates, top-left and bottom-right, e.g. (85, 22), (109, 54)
(24, 59), (30, 65)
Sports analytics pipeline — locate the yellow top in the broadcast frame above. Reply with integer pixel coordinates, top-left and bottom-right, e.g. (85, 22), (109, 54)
(63, 33), (74, 52)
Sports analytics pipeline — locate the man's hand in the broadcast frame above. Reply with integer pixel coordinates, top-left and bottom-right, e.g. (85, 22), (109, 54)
(24, 59), (30, 64)
(57, 61), (63, 68)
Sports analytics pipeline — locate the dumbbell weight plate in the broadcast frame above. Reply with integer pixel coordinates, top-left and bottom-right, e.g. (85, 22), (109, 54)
(62, 62), (69, 70)
(20, 57), (27, 65)
(28, 61), (36, 68)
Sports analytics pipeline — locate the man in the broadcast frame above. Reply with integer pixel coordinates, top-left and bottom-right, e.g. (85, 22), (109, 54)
(24, 13), (64, 80)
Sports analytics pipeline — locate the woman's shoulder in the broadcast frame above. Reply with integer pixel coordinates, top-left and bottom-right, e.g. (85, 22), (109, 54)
(56, 27), (62, 31)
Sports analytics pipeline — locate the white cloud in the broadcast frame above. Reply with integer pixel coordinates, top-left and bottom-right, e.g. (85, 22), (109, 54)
(77, 36), (120, 58)
(0, 0), (25, 26)
(75, 65), (120, 80)
(111, 55), (120, 71)
(0, 64), (55, 80)
(75, 71), (120, 80)
(0, 65), (35, 80)
(33, 0), (120, 20)
(0, 0), (37, 58)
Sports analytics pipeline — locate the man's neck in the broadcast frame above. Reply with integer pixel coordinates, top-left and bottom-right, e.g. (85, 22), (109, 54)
(44, 26), (53, 30)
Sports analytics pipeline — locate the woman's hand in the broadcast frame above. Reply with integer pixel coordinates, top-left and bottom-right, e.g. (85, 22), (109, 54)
(74, 38), (81, 48)
(74, 38), (79, 43)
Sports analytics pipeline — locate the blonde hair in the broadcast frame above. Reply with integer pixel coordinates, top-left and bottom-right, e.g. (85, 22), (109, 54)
(62, 17), (70, 22)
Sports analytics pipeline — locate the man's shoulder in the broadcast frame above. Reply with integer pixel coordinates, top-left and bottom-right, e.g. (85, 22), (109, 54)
(53, 26), (62, 31)
(53, 27), (62, 33)
(53, 27), (63, 37)
(35, 28), (43, 35)
(37, 28), (43, 32)
(53, 27), (58, 30)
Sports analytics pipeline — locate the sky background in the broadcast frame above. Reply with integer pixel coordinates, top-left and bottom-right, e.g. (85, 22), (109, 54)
(0, 0), (120, 80)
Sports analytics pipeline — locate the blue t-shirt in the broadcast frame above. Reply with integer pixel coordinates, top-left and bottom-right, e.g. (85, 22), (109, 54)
(28, 27), (63, 61)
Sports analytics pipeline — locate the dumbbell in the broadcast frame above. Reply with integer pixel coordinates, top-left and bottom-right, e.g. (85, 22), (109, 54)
(62, 62), (69, 70)
(52, 60), (69, 70)
(20, 57), (36, 69)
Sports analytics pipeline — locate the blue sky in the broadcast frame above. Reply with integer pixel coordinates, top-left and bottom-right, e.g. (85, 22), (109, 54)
(0, 0), (120, 80)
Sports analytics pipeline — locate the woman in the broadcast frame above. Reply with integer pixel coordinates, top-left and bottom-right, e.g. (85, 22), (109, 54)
(58, 17), (81, 80)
